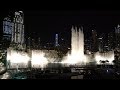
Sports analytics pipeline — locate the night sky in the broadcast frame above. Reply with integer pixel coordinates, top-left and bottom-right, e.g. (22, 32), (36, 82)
(0, 9), (120, 43)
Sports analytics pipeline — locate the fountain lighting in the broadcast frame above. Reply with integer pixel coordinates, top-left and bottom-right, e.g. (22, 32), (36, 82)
(61, 26), (88, 65)
(31, 50), (48, 68)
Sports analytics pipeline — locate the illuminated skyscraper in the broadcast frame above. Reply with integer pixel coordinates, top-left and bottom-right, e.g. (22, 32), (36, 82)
(108, 32), (115, 51)
(91, 30), (98, 52)
(115, 24), (120, 49)
(3, 16), (13, 41)
(2, 16), (13, 49)
(114, 25), (120, 62)
(27, 37), (31, 49)
(8, 11), (25, 50)
(38, 37), (41, 49)
(11, 11), (24, 46)
(98, 33), (105, 52)
(55, 34), (59, 47)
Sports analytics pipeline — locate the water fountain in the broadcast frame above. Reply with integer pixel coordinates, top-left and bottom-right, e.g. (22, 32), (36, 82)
(7, 49), (49, 69)
(61, 26), (87, 65)
(7, 49), (30, 68)
(6, 26), (115, 69)
(31, 50), (48, 68)
(95, 51), (114, 65)
(61, 26), (114, 66)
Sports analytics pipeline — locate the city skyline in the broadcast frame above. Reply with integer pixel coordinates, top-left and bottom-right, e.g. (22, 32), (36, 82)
(1, 10), (120, 33)
(0, 10), (120, 44)
(1, 9), (120, 79)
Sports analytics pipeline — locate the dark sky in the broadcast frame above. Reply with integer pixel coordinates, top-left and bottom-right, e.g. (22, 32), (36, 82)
(24, 10), (120, 33)
(24, 10), (120, 40)
(1, 10), (120, 43)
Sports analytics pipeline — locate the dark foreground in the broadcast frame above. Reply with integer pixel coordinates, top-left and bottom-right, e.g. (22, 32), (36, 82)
(12, 65), (120, 79)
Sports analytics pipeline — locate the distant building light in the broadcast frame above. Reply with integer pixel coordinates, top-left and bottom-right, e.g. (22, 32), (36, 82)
(15, 12), (20, 15)
(19, 11), (23, 13)
(98, 38), (102, 39)
(105, 46), (108, 47)
(61, 38), (64, 40)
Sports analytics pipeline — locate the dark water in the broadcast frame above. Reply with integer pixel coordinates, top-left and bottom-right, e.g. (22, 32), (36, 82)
(10, 64), (120, 79)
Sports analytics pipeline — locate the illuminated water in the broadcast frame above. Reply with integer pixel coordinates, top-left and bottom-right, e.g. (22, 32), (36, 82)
(6, 26), (114, 69)
(61, 26), (87, 65)
(61, 26), (114, 65)
(7, 49), (30, 68)
(31, 50), (48, 68)
(7, 49), (48, 68)
(95, 51), (114, 64)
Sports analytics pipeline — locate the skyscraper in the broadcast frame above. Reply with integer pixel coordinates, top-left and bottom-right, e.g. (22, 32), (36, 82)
(10, 11), (25, 50)
(84, 39), (91, 54)
(98, 33), (106, 52)
(27, 37), (31, 50)
(115, 24), (120, 49)
(38, 37), (41, 49)
(2, 16), (13, 49)
(11, 11), (24, 45)
(3, 16), (13, 41)
(108, 32), (115, 51)
(55, 34), (59, 47)
(91, 30), (98, 52)
(31, 38), (35, 49)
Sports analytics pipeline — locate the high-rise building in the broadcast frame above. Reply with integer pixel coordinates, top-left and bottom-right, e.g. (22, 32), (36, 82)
(11, 11), (24, 44)
(55, 34), (59, 47)
(91, 30), (98, 52)
(108, 32), (115, 51)
(9, 11), (25, 50)
(27, 37), (31, 49)
(2, 16), (13, 49)
(98, 37), (103, 52)
(84, 39), (92, 54)
(38, 37), (40, 49)
(98, 33), (112, 52)
(115, 24), (120, 49)
(31, 38), (35, 49)
(98, 33), (105, 52)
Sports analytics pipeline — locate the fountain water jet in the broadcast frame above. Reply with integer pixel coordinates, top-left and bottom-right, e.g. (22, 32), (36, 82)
(31, 50), (48, 68)
(62, 26), (87, 65)
(95, 51), (114, 65)
(7, 48), (30, 68)
(7, 49), (49, 69)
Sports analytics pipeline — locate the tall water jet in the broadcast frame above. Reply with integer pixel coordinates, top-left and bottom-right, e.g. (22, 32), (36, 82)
(62, 26), (87, 65)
